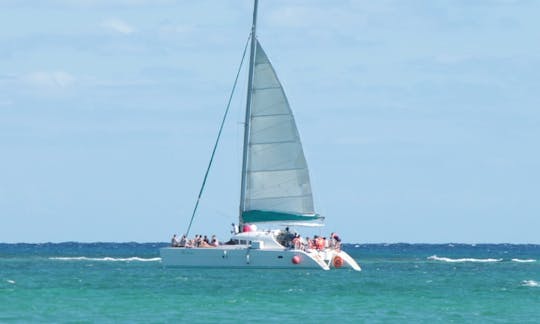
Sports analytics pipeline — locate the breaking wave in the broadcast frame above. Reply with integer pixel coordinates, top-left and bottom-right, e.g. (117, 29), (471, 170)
(49, 256), (161, 262)
(521, 280), (539, 287)
(511, 258), (536, 263)
(428, 255), (502, 263)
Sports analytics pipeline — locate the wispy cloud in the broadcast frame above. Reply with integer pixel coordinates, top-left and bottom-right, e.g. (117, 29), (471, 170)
(101, 18), (135, 35)
(0, 99), (13, 107)
(20, 71), (75, 88)
(52, 0), (175, 7)
(158, 24), (194, 37)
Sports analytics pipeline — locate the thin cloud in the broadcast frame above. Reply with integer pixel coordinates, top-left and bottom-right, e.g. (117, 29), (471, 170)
(0, 99), (13, 107)
(101, 18), (135, 35)
(20, 71), (75, 88)
(158, 24), (194, 37)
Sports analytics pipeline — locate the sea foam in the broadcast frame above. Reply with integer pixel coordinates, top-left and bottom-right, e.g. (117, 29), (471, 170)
(511, 258), (536, 263)
(49, 256), (161, 262)
(428, 255), (502, 263)
(521, 280), (539, 287)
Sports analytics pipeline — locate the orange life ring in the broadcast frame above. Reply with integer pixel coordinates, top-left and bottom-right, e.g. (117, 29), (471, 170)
(333, 255), (344, 268)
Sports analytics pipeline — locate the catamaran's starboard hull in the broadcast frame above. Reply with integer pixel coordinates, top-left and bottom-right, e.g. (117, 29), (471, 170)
(160, 247), (361, 271)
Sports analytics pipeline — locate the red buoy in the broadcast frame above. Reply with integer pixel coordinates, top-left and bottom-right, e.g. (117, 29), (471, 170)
(333, 255), (344, 268)
(292, 255), (301, 264)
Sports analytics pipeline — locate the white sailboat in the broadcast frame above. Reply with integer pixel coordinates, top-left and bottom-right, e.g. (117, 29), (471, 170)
(160, 0), (361, 271)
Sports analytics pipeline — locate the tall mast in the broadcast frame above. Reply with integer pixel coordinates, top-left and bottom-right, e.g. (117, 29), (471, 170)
(239, 0), (259, 225)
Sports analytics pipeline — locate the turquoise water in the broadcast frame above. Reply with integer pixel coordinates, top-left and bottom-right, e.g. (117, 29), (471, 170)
(1, 243), (539, 322)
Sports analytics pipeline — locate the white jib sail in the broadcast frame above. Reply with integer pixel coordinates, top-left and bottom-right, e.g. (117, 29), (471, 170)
(244, 40), (315, 217)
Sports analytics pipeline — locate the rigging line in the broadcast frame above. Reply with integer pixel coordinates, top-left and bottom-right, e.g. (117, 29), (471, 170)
(185, 34), (251, 238)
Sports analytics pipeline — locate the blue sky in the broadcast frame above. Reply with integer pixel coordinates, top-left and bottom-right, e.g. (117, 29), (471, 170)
(1, 0), (538, 243)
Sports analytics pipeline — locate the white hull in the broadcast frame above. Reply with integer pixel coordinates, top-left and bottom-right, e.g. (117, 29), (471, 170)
(162, 231), (361, 271)
(160, 246), (361, 271)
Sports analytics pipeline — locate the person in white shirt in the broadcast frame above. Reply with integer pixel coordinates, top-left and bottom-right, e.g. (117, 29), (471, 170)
(171, 234), (180, 247)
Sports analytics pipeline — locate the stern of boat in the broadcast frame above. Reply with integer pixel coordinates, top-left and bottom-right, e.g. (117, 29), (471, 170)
(310, 249), (361, 271)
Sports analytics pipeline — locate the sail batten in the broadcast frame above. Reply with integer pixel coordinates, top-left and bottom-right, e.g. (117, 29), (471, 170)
(250, 139), (298, 145)
(248, 194), (313, 201)
(248, 166), (307, 173)
(254, 86), (282, 90)
(251, 112), (289, 117)
(241, 40), (316, 224)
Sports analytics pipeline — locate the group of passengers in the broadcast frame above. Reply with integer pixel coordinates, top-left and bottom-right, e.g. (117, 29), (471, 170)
(171, 229), (342, 251)
(302, 233), (341, 251)
(280, 228), (342, 251)
(170, 234), (219, 248)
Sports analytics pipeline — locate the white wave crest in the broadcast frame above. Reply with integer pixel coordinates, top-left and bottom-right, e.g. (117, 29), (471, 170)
(511, 258), (536, 263)
(428, 255), (502, 263)
(521, 280), (539, 287)
(49, 256), (161, 262)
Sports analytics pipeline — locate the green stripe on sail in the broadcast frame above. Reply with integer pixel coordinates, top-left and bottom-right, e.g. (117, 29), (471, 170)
(242, 210), (322, 223)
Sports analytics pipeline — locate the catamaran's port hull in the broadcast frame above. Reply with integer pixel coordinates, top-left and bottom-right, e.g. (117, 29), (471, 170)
(160, 247), (360, 271)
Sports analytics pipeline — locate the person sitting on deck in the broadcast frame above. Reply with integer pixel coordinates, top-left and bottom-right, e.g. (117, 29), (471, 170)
(328, 233), (335, 249)
(314, 235), (325, 250)
(331, 232), (342, 251)
(211, 235), (219, 247)
(292, 234), (302, 250)
(305, 237), (314, 250)
(171, 234), (180, 247)
(198, 239), (213, 248)
(179, 235), (187, 247)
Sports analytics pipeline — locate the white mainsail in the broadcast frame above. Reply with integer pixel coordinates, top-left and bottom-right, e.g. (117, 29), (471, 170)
(241, 40), (319, 224)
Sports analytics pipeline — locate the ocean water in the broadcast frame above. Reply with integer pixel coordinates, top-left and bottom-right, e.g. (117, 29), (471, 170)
(1, 243), (539, 323)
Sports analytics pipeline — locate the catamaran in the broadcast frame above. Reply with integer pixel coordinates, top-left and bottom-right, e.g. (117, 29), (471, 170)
(160, 0), (361, 271)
